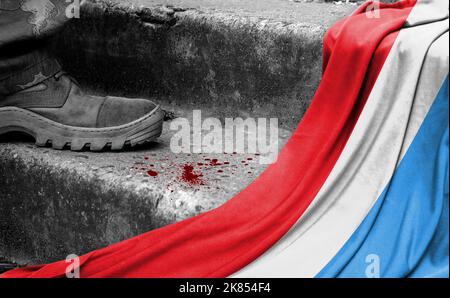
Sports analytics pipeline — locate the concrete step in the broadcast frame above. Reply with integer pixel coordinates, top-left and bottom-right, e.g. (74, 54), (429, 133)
(0, 112), (291, 265)
(51, 0), (354, 130)
(0, 0), (355, 266)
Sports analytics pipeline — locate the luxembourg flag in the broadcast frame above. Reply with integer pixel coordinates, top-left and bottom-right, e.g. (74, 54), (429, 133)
(2, 0), (448, 278)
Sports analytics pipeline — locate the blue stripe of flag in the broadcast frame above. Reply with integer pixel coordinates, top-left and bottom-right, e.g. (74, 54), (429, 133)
(317, 76), (449, 278)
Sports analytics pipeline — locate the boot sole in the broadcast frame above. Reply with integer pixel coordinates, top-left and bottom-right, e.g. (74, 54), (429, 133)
(0, 105), (164, 151)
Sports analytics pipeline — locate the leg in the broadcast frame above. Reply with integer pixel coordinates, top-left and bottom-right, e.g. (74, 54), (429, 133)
(0, 0), (164, 151)
(0, 0), (71, 46)
(0, 0), (70, 96)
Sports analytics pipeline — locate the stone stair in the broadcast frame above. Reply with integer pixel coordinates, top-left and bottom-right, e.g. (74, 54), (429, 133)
(0, 0), (354, 267)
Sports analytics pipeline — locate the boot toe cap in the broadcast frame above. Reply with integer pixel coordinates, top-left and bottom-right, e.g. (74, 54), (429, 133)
(97, 97), (158, 128)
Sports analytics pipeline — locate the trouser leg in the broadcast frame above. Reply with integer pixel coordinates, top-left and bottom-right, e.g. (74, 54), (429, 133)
(0, 1), (165, 151)
(0, 0), (73, 97)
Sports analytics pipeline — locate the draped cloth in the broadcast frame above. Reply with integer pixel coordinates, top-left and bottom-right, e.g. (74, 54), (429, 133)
(2, 0), (448, 278)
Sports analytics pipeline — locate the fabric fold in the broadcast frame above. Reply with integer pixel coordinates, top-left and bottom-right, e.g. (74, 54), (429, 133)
(234, 1), (448, 277)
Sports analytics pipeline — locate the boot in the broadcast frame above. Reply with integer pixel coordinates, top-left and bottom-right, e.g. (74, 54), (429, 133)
(0, 70), (164, 151)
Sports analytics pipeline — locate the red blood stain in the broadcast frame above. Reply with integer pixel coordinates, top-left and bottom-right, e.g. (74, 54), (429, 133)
(147, 170), (158, 177)
(144, 156), (149, 160)
(223, 162), (230, 165)
(210, 159), (222, 166)
(217, 170), (223, 173)
(197, 162), (204, 166)
(247, 157), (253, 161)
(180, 164), (204, 186)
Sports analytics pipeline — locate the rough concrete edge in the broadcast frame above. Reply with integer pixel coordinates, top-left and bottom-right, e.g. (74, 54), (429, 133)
(50, 0), (329, 130)
(0, 145), (215, 265)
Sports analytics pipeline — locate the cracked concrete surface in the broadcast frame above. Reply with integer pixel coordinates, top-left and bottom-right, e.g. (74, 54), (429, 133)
(112, 0), (356, 26)
(0, 112), (291, 265)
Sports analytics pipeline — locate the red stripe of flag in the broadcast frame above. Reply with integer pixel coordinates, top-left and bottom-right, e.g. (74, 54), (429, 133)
(2, 0), (416, 278)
